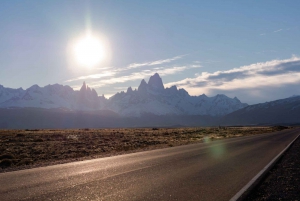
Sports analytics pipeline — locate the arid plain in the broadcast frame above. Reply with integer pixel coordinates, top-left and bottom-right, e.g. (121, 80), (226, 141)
(0, 126), (289, 172)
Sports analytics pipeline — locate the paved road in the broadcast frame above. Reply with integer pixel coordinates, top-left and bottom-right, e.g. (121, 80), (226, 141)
(0, 128), (299, 201)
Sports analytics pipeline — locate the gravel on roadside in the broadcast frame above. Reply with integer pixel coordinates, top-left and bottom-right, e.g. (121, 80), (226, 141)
(245, 135), (300, 200)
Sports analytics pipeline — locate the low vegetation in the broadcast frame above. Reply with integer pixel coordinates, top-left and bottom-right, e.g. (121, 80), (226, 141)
(0, 126), (290, 172)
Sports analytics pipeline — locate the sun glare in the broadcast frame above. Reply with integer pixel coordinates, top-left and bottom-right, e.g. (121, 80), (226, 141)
(74, 33), (105, 67)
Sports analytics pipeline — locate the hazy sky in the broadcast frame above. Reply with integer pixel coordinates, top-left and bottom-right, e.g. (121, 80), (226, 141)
(0, 1), (300, 104)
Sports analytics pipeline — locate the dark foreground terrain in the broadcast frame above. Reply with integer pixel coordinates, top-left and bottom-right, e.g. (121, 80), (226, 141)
(0, 128), (298, 201)
(245, 133), (300, 200)
(0, 126), (288, 172)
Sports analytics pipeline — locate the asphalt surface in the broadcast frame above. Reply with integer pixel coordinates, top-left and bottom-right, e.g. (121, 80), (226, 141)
(0, 128), (299, 201)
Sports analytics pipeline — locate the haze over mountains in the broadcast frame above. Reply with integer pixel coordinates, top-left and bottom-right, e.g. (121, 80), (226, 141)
(0, 73), (299, 128)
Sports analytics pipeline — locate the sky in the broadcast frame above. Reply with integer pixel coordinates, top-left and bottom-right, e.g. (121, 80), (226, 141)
(0, 0), (300, 104)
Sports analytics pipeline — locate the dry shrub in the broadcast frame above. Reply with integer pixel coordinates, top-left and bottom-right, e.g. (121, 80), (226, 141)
(17, 158), (33, 166)
(0, 159), (13, 167)
(0, 154), (15, 160)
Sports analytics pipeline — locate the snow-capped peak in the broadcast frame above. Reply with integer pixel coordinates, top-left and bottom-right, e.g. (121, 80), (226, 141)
(106, 73), (248, 116)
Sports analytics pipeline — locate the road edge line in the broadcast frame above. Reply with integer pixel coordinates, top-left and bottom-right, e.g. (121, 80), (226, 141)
(229, 133), (300, 201)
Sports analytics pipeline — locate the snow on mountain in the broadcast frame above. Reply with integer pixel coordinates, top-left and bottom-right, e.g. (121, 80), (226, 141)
(0, 83), (105, 110)
(107, 73), (248, 116)
(0, 73), (248, 116)
(0, 85), (24, 103)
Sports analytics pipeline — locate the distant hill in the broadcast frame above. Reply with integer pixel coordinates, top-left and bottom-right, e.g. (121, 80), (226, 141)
(221, 96), (300, 125)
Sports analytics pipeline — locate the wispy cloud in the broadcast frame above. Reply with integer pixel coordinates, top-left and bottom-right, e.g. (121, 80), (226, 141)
(65, 71), (115, 82)
(83, 64), (200, 88)
(165, 56), (300, 102)
(65, 54), (194, 85)
(93, 66), (113, 70)
(113, 86), (131, 91)
(274, 29), (283, 33)
(127, 55), (185, 69)
(191, 65), (202, 68)
(260, 28), (290, 36)
(194, 60), (220, 64)
(255, 50), (277, 55)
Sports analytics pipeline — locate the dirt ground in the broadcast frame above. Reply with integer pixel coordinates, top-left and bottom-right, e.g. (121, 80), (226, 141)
(0, 126), (289, 172)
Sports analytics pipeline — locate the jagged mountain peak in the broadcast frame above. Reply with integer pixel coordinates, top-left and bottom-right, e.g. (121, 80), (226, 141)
(138, 79), (148, 92)
(127, 87), (133, 93)
(215, 94), (226, 97)
(166, 85), (178, 94)
(28, 84), (40, 89)
(0, 76), (248, 117)
(178, 88), (189, 97)
(86, 85), (92, 93)
(148, 73), (164, 91)
(106, 73), (247, 116)
(233, 96), (241, 102)
(170, 85), (177, 90)
(141, 79), (147, 85)
(80, 81), (87, 92)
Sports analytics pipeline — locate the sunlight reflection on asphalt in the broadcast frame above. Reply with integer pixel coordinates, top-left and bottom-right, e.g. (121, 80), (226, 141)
(203, 137), (226, 159)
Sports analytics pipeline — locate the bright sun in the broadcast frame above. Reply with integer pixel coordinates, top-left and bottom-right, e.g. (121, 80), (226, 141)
(74, 33), (105, 67)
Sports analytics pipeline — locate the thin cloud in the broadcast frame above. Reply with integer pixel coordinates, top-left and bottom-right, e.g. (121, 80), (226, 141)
(85, 65), (198, 88)
(66, 55), (187, 83)
(127, 55), (185, 69)
(113, 86), (131, 91)
(191, 65), (202, 68)
(93, 66), (113, 70)
(259, 28), (289, 36)
(65, 71), (115, 82)
(194, 60), (220, 64)
(255, 50), (277, 55)
(274, 29), (283, 33)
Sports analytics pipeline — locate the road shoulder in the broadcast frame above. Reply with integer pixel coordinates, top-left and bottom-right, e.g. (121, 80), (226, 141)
(245, 134), (300, 200)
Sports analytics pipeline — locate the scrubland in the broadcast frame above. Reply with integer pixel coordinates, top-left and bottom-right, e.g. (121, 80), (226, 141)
(0, 126), (289, 172)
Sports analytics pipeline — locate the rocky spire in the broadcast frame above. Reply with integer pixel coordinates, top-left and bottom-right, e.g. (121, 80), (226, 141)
(92, 89), (98, 97)
(166, 85), (178, 94)
(127, 86), (133, 94)
(148, 73), (164, 91)
(80, 81), (87, 92)
(138, 79), (148, 93)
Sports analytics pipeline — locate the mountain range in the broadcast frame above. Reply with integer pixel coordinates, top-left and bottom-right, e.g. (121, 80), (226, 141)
(0, 73), (299, 128)
(0, 73), (247, 117)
